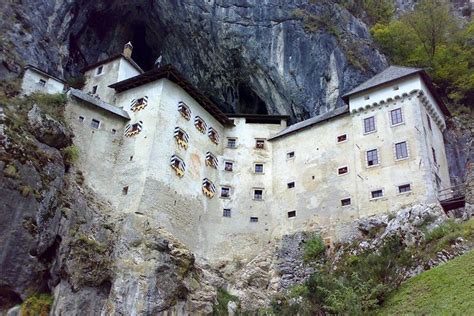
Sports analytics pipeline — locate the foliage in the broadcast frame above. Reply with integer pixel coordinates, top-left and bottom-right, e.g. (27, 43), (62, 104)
(4, 163), (18, 178)
(61, 145), (79, 165)
(371, 0), (474, 106)
(362, 0), (395, 25)
(20, 293), (53, 316)
(380, 250), (474, 315)
(212, 288), (239, 316)
(20, 185), (33, 197)
(422, 218), (474, 255)
(66, 75), (86, 89)
(303, 234), (326, 262)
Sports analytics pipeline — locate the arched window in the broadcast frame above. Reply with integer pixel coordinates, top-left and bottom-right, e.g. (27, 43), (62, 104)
(174, 127), (189, 149)
(202, 178), (216, 198)
(130, 96), (148, 112)
(170, 155), (186, 177)
(124, 121), (143, 137)
(178, 101), (191, 120)
(205, 152), (218, 169)
(208, 127), (219, 144)
(194, 116), (207, 133)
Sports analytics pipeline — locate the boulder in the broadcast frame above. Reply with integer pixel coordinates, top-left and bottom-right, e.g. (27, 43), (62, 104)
(27, 104), (72, 149)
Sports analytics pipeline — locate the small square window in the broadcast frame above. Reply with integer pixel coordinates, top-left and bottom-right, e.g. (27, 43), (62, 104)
(254, 189), (263, 201)
(111, 128), (117, 135)
(221, 187), (230, 198)
(338, 166), (348, 175)
(90, 119), (100, 129)
(223, 209), (231, 217)
(287, 211), (296, 218)
(371, 189), (383, 199)
(122, 186), (129, 195)
(38, 79), (46, 87)
(255, 164), (264, 173)
(78, 116), (85, 123)
(337, 134), (347, 143)
(364, 95), (370, 100)
(367, 149), (379, 166)
(393, 85), (399, 91)
(225, 161), (234, 172)
(398, 184), (411, 193)
(341, 198), (351, 206)
(97, 66), (103, 75)
(287, 151), (295, 159)
(364, 116), (376, 134)
(227, 138), (237, 148)
(390, 108), (403, 125)
(250, 217), (259, 223)
(395, 142), (408, 160)
(287, 182), (295, 189)
(91, 85), (98, 94)
(256, 139), (265, 149)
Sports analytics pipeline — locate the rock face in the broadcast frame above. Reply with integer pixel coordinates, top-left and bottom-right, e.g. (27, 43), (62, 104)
(27, 105), (73, 149)
(1, 0), (387, 119)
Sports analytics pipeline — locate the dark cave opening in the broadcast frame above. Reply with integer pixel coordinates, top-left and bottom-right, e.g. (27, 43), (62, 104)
(129, 22), (161, 71)
(237, 83), (268, 114)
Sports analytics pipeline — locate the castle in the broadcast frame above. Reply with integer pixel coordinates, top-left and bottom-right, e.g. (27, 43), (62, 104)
(22, 43), (452, 261)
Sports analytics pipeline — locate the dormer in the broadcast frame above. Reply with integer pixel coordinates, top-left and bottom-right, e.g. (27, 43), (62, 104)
(81, 42), (144, 104)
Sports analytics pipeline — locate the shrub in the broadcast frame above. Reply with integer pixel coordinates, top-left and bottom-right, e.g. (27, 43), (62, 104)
(425, 219), (459, 242)
(61, 145), (79, 165)
(20, 185), (33, 197)
(213, 288), (239, 315)
(66, 75), (86, 89)
(4, 164), (18, 178)
(304, 234), (326, 262)
(20, 293), (53, 316)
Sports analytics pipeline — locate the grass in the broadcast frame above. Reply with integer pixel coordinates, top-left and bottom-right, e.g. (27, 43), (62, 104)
(20, 293), (53, 316)
(212, 288), (239, 315)
(379, 250), (474, 315)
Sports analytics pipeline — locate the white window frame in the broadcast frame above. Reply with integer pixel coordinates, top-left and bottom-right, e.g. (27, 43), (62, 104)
(370, 188), (384, 200)
(90, 118), (101, 129)
(78, 115), (85, 123)
(227, 137), (237, 149)
(397, 183), (412, 195)
(363, 116), (377, 135)
(337, 165), (349, 176)
(341, 197), (352, 207)
(337, 134), (348, 144)
(250, 217), (259, 223)
(220, 186), (231, 199)
(223, 208), (232, 218)
(287, 210), (297, 219)
(286, 151), (295, 160)
(394, 141), (410, 161)
(91, 85), (98, 94)
(224, 161), (234, 172)
(253, 188), (264, 201)
(255, 138), (265, 149)
(254, 163), (264, 174)
(365, 148), (380, 168)
(96, 65), (104, 76)
(287, 181), (295, 189)
(389, 107), (404, 127)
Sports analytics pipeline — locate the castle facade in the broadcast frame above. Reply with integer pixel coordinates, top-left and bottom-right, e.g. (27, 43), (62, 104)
(24, 43), (452, 261)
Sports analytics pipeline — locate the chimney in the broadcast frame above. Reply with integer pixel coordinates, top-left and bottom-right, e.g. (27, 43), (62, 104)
(123, 42), (133, 58)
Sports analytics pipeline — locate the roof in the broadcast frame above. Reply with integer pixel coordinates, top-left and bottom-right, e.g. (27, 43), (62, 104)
(81, 54), (144, 74)
(268, 105), (350, 141)
(342, 65), (450, 116)
(24, 65), (66, 83)
(69, 88), (130, 120)
(109, 65), (232, 126)
(226, 113), (290, 124)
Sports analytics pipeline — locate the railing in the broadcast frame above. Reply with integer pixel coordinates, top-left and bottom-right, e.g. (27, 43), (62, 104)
(438, 183), (466, 202)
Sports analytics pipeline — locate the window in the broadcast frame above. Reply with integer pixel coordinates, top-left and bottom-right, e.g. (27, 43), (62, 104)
(225, 161), (234, 172)
(227, 138), (236, 148)
(338, 166), (348, 175)
(341, 198), (351, 206)
(130, 96), (148, 112)
(398, 184), (411, 193)
(287, 151), (295, 159)
(250, 217), (259, 223)
(256, 139), (265, 149)
(255, 163), (264, 173)
(364, 116), (376, 133)
(125, 121), (143, 137)
(337, 134), (347, 143)
(221, 187), (230, 198)
(122, 186), (129, 195)
(426, 114), (432, 131)
(194, 116), (207, 133)
(96, 66), (103, 75)
(170, 155), (186, 177)
(223, 209), (231, 218)
(288, 211), (296, 218)
(393, 85), (399, 91)
(38, 79), (46, 87)
(174, 127), (189, 149)
(111, 128), (117, 135)
(253, 189), (263, 201)
(371, 189), (384, 199)
(78, 116), (85, 123)
(366, 149), (379, 166)
(390, 108), (403, 125)
(178, 102), (191, 120)
(90, 118), (100, 129)
(205, 152), (218, 169)
(432, 147), (437, 164)
(208, 127), (219, 144)
(202, 178), (216, 198)
(91, 85), (98, 94)
(395, 141), (408, 160)
(287, 182), (295, 189)
(364, 95), (370, 100)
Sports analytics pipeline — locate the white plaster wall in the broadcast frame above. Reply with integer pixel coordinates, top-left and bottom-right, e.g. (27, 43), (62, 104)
(83, 59), (121, 104)
(117, 58), (141, 81)
(21, 69), (64, 95)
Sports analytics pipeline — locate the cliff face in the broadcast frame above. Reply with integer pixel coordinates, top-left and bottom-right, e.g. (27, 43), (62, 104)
(0, 0), (387, 119)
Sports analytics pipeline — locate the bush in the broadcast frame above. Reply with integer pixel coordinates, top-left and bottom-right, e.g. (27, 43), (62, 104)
(66, 75), (86, 89)
(61, 145), (79, 165)
(425, 219), (459, 242)
(304, 234), (326, 262)
(213, 288), (239, 315)
(21, 293), (53, 316)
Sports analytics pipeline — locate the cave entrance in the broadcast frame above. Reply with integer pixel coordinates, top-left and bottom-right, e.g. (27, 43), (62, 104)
(129, 22), (162, 71)
(237, 83), (268, 114)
